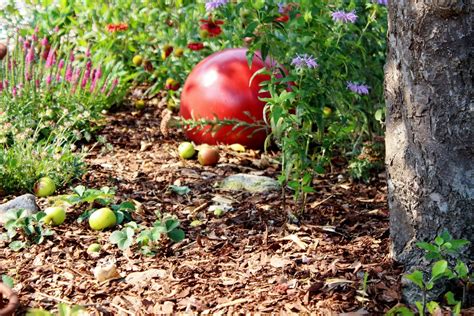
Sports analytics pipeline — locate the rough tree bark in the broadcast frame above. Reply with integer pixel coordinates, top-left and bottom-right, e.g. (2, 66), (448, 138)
(385, 0), (473, 284)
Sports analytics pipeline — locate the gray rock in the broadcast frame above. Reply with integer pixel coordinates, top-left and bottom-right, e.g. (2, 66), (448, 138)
(125, 269), (167, 286)
(220, 174), (280, 193)
(0, 194), (39, 224)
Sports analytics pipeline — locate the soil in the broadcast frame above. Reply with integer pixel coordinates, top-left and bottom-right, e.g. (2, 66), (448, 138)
(0, 96), (404, 315)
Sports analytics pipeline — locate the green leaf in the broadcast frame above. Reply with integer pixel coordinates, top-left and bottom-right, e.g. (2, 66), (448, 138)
(167, 228), (185, 243)
(434, 236), (444, 246)
(405, 270), (424, 289)
(165, 218), (180, 232)
(431, 260), (448, 279)
(426, 301), (440, 314)
(9, 240), (26, 251)
(73, 185), (86, 197)
(169, 185), (190, 195)
(444, 291), (459, 305)
(117, 201), (136, 211)
(414, 301), (424, 315)
(385, 306), (414, 316)
(26, 309), (54, 316)
(109, 228), (134, 250)
(2, 275), (14, 288)
(416, 242), (438, 253)
(439, 230), (452, 242)
(449, 239), (470, 251)
(454, 260), (469, 278)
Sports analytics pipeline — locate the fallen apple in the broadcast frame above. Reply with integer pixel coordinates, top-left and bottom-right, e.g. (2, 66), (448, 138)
(198, 147), (219, 166)
(323, 106), (332, 118)
(135, 99), (146, 110)
(0, 43), (7, 60)
(178, 142), (195, 159)
(132, 55), (143, 66)
(88, 207), (117, 231)
(87, 243), (101, 253)
(43, 206), (66, 226)
(33, 176), (56, 197)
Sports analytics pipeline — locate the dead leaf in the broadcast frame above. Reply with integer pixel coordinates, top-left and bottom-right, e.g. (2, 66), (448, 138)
(270, 256), (292, 268)
(279, 234), (308, 250)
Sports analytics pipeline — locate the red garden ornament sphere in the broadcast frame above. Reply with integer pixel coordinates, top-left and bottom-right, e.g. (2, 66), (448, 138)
(180, 48), (272, 149)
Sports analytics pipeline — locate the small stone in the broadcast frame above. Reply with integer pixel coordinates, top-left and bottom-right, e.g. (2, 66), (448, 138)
(125, 269), (167, 286)
(0, 194), (39, 224)
(220, 174), (279, 193)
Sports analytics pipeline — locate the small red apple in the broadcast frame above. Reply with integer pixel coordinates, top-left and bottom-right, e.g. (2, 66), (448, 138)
(198, 147), (219, 166)
(0, 43), (7, 60)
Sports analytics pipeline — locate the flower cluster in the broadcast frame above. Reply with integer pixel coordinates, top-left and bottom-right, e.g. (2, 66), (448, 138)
(106, 23), (129, 33)
(291, 54), (318, 69)
(331, 10), (358, 23)
(377, 0), (388, 5)
(205, 0), (229, 12)
(0, 33), (120, 100)
(200, 18), (224, 37)
(347, 82), (370, 95)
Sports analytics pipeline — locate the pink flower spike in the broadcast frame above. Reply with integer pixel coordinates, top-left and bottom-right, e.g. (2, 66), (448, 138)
(66, 66), (73, 82)
(100, 80), (108, 94)
(46, 75), (52, 85)
(26, 46), (35, 64)
(86, 49), (91, 58)
(58, 59), (65, 69)
(69, 52), (74, 62)
(107, 78), (119, 97)
(45, 49), (56, 68)
(41, 37), (49, 46)
(54, 26), (60, 33)
(34, 26), (39, 33)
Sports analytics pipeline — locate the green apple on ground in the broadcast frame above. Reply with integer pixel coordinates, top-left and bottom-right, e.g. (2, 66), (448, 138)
(88, 208), (117, 231)
(33, 176), (56, 197)
(213, 208), (224, 217)
(43, 206), (66, 226)
(198, 147), (219, 166)
(178, 142), (195, 159)
(323, 106), (332, 118)
(87, 243), (101, 253)
(135, 99), (145, 110)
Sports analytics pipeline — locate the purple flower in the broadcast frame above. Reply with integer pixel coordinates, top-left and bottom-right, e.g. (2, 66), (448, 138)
(205, 0), (229, 12)
(278, 2), (285, 14)
(291, 54), (319, 69)
(331, 10), (358, 23)
(377, 0), (388, 5)
(347, 81), (370, 95)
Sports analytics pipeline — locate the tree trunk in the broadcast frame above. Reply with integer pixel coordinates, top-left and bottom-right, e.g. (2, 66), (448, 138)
(385, 0), (473, 276)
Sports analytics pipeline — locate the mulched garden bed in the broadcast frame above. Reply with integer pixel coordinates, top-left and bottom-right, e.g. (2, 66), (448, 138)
(1, 96), (403, 314)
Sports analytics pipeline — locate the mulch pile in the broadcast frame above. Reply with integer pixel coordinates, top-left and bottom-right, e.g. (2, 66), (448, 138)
(1, 95), (403, 315)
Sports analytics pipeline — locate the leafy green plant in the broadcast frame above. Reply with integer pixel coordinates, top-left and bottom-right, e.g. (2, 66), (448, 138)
(386, 231), (472, 316)
(110, 212), (185, 255)
(26, 302), (86, 316)
(1, 274), (14, 289)
(58, 185), (115, 207)
(1, 209), (53, 251)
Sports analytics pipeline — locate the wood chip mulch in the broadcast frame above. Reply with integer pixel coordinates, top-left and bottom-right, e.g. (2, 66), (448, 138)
(1, 97), (403, 315)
